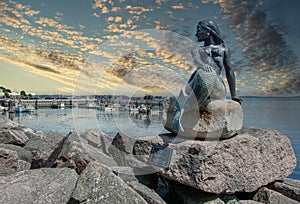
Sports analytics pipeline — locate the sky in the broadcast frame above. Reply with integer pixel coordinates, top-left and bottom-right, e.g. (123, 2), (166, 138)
(0, 0), (299, 96)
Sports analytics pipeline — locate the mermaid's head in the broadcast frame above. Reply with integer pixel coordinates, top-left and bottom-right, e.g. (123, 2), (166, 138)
(195, 20), (224, 44)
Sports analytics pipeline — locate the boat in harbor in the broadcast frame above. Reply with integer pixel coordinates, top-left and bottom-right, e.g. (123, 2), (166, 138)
(24, 105), (35, 112)
(15, 106), (25, 113)
(111, 103), (121, 111)
(104, 106), (113, 112)
(103, 104), (122, 112)
(51, 100), (59, 109)
(86, 102), (96, 109)
(59, 102), (65, 109)
(125, 103), (139, 113)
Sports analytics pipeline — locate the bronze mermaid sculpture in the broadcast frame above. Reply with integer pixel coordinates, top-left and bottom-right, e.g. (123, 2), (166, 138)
(174, 20), (242, 132)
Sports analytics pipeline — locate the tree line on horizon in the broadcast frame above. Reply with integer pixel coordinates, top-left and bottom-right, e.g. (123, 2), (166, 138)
(0, 86), (34, 99)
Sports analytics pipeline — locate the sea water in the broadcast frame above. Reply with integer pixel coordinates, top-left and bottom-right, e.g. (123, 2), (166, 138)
(1, 97), (299, 179)
(242, 97), (300, 179)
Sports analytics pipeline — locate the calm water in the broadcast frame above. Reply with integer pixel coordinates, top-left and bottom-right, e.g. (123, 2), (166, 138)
(1, 97), (300, 179)
(242, 97), (300, 179)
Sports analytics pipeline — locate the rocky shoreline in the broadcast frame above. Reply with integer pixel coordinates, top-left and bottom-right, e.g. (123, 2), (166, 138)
(0, 118), (300, 204)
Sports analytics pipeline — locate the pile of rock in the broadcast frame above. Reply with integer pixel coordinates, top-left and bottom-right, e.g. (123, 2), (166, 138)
(0, 119), (163, 204)
(0, 118), (299, 204)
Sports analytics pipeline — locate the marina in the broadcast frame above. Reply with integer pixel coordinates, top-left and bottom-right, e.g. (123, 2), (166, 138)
(0, 96), (164, 113)
(1, 106), (165, 138)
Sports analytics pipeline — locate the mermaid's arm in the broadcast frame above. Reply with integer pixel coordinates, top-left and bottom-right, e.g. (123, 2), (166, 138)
(224, 47), (242, 104)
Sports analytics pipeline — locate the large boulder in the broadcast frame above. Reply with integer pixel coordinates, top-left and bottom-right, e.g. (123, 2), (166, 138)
(0, 144), (32, 175)
(163, 97), (243, 139)
(0, 129), (29, 146)
(80, 129), (113, 155)
(0, 119), (39, 140)
(0, 168), (78, 204)
(253, 187), (299, 204)
(269, 178), (300, 202)
(0, 119), (27, 131)
(0, 144), (32, 163)
(204, 198), (225, 204)
(0, 148), (19, 176)
(112, 166), (165, 204)
(113, 166), (159, 190)
(133, 127), (296, 194)
(126, 180), (166, 204)
(166, 179), (220, 204)
(24, 131), (67, 168)
(70, 161), (147, 204)
(55, 131), (117, 174)
(108, 132), (148, 167)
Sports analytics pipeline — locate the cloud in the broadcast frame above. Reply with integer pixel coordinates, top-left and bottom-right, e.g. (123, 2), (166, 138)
(86, 30), (202, 96)
(203, 0), (300, 95)
(171, 4), (186, 10)
(2, 0), (299, 96)
(25, 63), (61, 74)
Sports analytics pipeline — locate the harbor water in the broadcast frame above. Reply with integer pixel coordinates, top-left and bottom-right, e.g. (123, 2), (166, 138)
(1, 97), (299, 179)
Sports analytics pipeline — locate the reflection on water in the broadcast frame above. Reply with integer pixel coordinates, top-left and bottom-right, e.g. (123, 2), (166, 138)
(2, 108), (166, 137)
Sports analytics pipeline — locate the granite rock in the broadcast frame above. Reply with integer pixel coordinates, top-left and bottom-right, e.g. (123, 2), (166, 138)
(204, 198), (225, 204)
(24, 131), (67, 168)
(133, 127), (296, 194)
(168, 180), (220, 204)
(109, 132), (149, 167)
(55, 131), (117, 174)
(16, 160), (31, 172)
(0, 148), (18, 176)
(0, 144), (32, 175)
(0, 168), (78, 204)
(0, 143), (32, 163)
(127, 180), (166, 204)
(111, 167), (163, 203)
(70, 161), (147, 204)
(0, 119), (39, 140)
(253, 187), (300, 204)
(112, 166), (159, 189)
(269, 178), (300, 202)
(80, 129), (113, 155)
(163, 97), (243, 139)
(227, 200), (262, 204)
(0, 129), (29, 146)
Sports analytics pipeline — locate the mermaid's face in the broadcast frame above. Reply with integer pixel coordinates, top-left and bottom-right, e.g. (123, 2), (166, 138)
(195, 24), (209, 42)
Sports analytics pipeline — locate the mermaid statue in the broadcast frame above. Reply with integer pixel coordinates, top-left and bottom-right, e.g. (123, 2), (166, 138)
(173, 20), (242, 132)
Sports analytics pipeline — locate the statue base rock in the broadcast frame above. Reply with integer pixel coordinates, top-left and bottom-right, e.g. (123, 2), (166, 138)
(163, 97), (243, 139)
(133, 127), (297, 194)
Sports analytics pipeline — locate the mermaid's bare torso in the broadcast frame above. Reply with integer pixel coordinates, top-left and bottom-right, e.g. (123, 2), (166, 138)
(185, 45), (227, 102)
